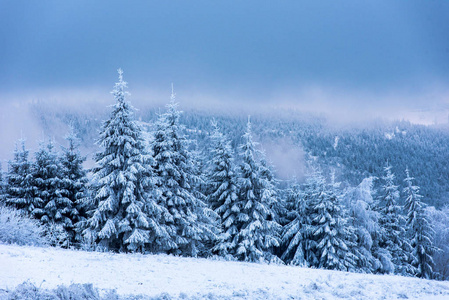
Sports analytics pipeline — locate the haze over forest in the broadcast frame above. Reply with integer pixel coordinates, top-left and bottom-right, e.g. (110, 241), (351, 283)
(1, 2), (449, 165)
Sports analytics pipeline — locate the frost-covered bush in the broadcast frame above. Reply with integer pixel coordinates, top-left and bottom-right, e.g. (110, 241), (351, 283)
(0, 205), (47, 246)
(427, 206), (449, 280)
(5, 281), (178, 300)
(5, 281), (121, 300)
(44, 222), (70, 248)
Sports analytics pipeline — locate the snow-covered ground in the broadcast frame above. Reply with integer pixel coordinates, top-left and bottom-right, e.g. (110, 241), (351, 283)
(1, 244), (449, 299)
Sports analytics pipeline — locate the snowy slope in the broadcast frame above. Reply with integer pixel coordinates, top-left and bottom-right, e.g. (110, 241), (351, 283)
(1, 244), (449, 299)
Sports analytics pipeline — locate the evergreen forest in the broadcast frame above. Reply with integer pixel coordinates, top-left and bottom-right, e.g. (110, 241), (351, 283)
(2, 70), (449, 281)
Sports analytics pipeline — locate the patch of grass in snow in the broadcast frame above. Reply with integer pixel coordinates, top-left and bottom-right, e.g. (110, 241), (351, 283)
(2, 281), (148, 300)
(2, 281), (286, 300)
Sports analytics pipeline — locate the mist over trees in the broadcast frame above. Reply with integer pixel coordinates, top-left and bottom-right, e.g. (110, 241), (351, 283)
(1, 70), (449, 280)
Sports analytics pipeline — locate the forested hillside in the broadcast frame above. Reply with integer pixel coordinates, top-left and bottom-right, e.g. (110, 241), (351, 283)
(28, 99), (449, 208)
(2, 72), (448, 281)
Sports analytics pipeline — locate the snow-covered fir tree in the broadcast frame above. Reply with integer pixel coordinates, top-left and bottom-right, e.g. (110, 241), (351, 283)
(282, 169), (358, 271)
(308, 171), (357, 271)
(84, 69), (163, 252)
(281, 179), (311, 266)
(207, 120), (239, 258)
(189, 140), (209, 200)
(32, 139), (65, 224)
(206, 120), (238, 212)
(426, 206), (449, 280)
(259, 153), (283, 225)
(59, 131), (90, 244)
(230, 118), (281, 262)
(150, 88), (216, 256)
(282, 169), (331, 267)
(374, 164), (412, 275)
(343, 177), (380, 273)
(0, 162), (4, 203)
(5, 139), (35, 214)
(404, 168), (437, 279)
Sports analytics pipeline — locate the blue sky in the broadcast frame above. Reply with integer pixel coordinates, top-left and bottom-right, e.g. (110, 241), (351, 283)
(1, 1), (449, 117)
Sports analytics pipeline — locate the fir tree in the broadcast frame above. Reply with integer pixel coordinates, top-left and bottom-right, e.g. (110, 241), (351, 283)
(310, 176), (357, 271)
(283, 170), (358, 270)
(259, 153), (283, 225)
(59, 131), (89, 244)
(5, 139), (36, 215)
(207, 120), (239, 258)
(374, 164), (412, 275)
(231, 119), (281, 262)
(281, 179), (312, 266)
(151, 88), (216, 256)
(84, 69), (163, 252)
(32, 139), (65, 224)
(404, 168), (437, 279)
(0, 162), (4, 203)
(344, 177), (380, 273)
(282, 169), (328, 267)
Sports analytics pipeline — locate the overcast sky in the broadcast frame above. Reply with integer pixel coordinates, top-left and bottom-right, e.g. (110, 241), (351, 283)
(1, 1), (449, 120)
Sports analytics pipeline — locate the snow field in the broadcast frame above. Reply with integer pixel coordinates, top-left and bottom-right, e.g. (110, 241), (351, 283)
(1, 244), (449, 299)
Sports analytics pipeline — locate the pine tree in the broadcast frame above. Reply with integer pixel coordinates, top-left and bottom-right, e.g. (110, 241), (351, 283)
(344, 177), (380, 273)
(374, 164), (412, 275)
(312, 178), (357, 271)
(259, 153), (283, 225)
(282, 170), (358, 270)
(281, 179), (312, 266)
(404, 168), (437, 279)
(283, 168), (331, 267)
(5, 139), (36, 215)
(32, 139), (65, 224)
(59, 131), (90, 244)
(207, 120), (239, 258)
(0, 162), (4, 203)
(231, 119), (281, 262)
(151, 89), (216, 256)
(84, 69), (163, 252)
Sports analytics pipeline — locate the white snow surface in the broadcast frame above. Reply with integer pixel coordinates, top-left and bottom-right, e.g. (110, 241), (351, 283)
(1, 243), (449, 299)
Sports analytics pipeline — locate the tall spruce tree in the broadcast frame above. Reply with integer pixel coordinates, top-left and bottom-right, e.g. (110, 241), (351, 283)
(404, 168), (437, 279)
(59, 131), (90, 243)
(207, 120), (239, 258)
(375, 164), (412, 275)
(5, 139), (35, 214)
(231, 119), (281, 262)
(150, 88), (216, 256)
(32, 139), (65, 224)
(84, 69), (162, 252)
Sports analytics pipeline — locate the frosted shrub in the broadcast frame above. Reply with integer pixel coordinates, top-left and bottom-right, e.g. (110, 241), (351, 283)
(6, 281), (120, 300)
(0, 205), (47, 246)
(44, 222), (70, 248)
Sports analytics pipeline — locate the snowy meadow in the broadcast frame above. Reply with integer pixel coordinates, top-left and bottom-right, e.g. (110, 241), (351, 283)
(2, 243), (449, 299)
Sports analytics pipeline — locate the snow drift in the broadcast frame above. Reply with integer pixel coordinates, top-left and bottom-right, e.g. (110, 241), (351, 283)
(1, 244), (449, 299)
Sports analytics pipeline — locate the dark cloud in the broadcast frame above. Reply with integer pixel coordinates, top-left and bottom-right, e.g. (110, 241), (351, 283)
(1, 0), (448, 99)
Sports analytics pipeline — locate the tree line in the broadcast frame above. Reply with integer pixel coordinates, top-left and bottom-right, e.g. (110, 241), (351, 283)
(0, 70), (445, 280)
